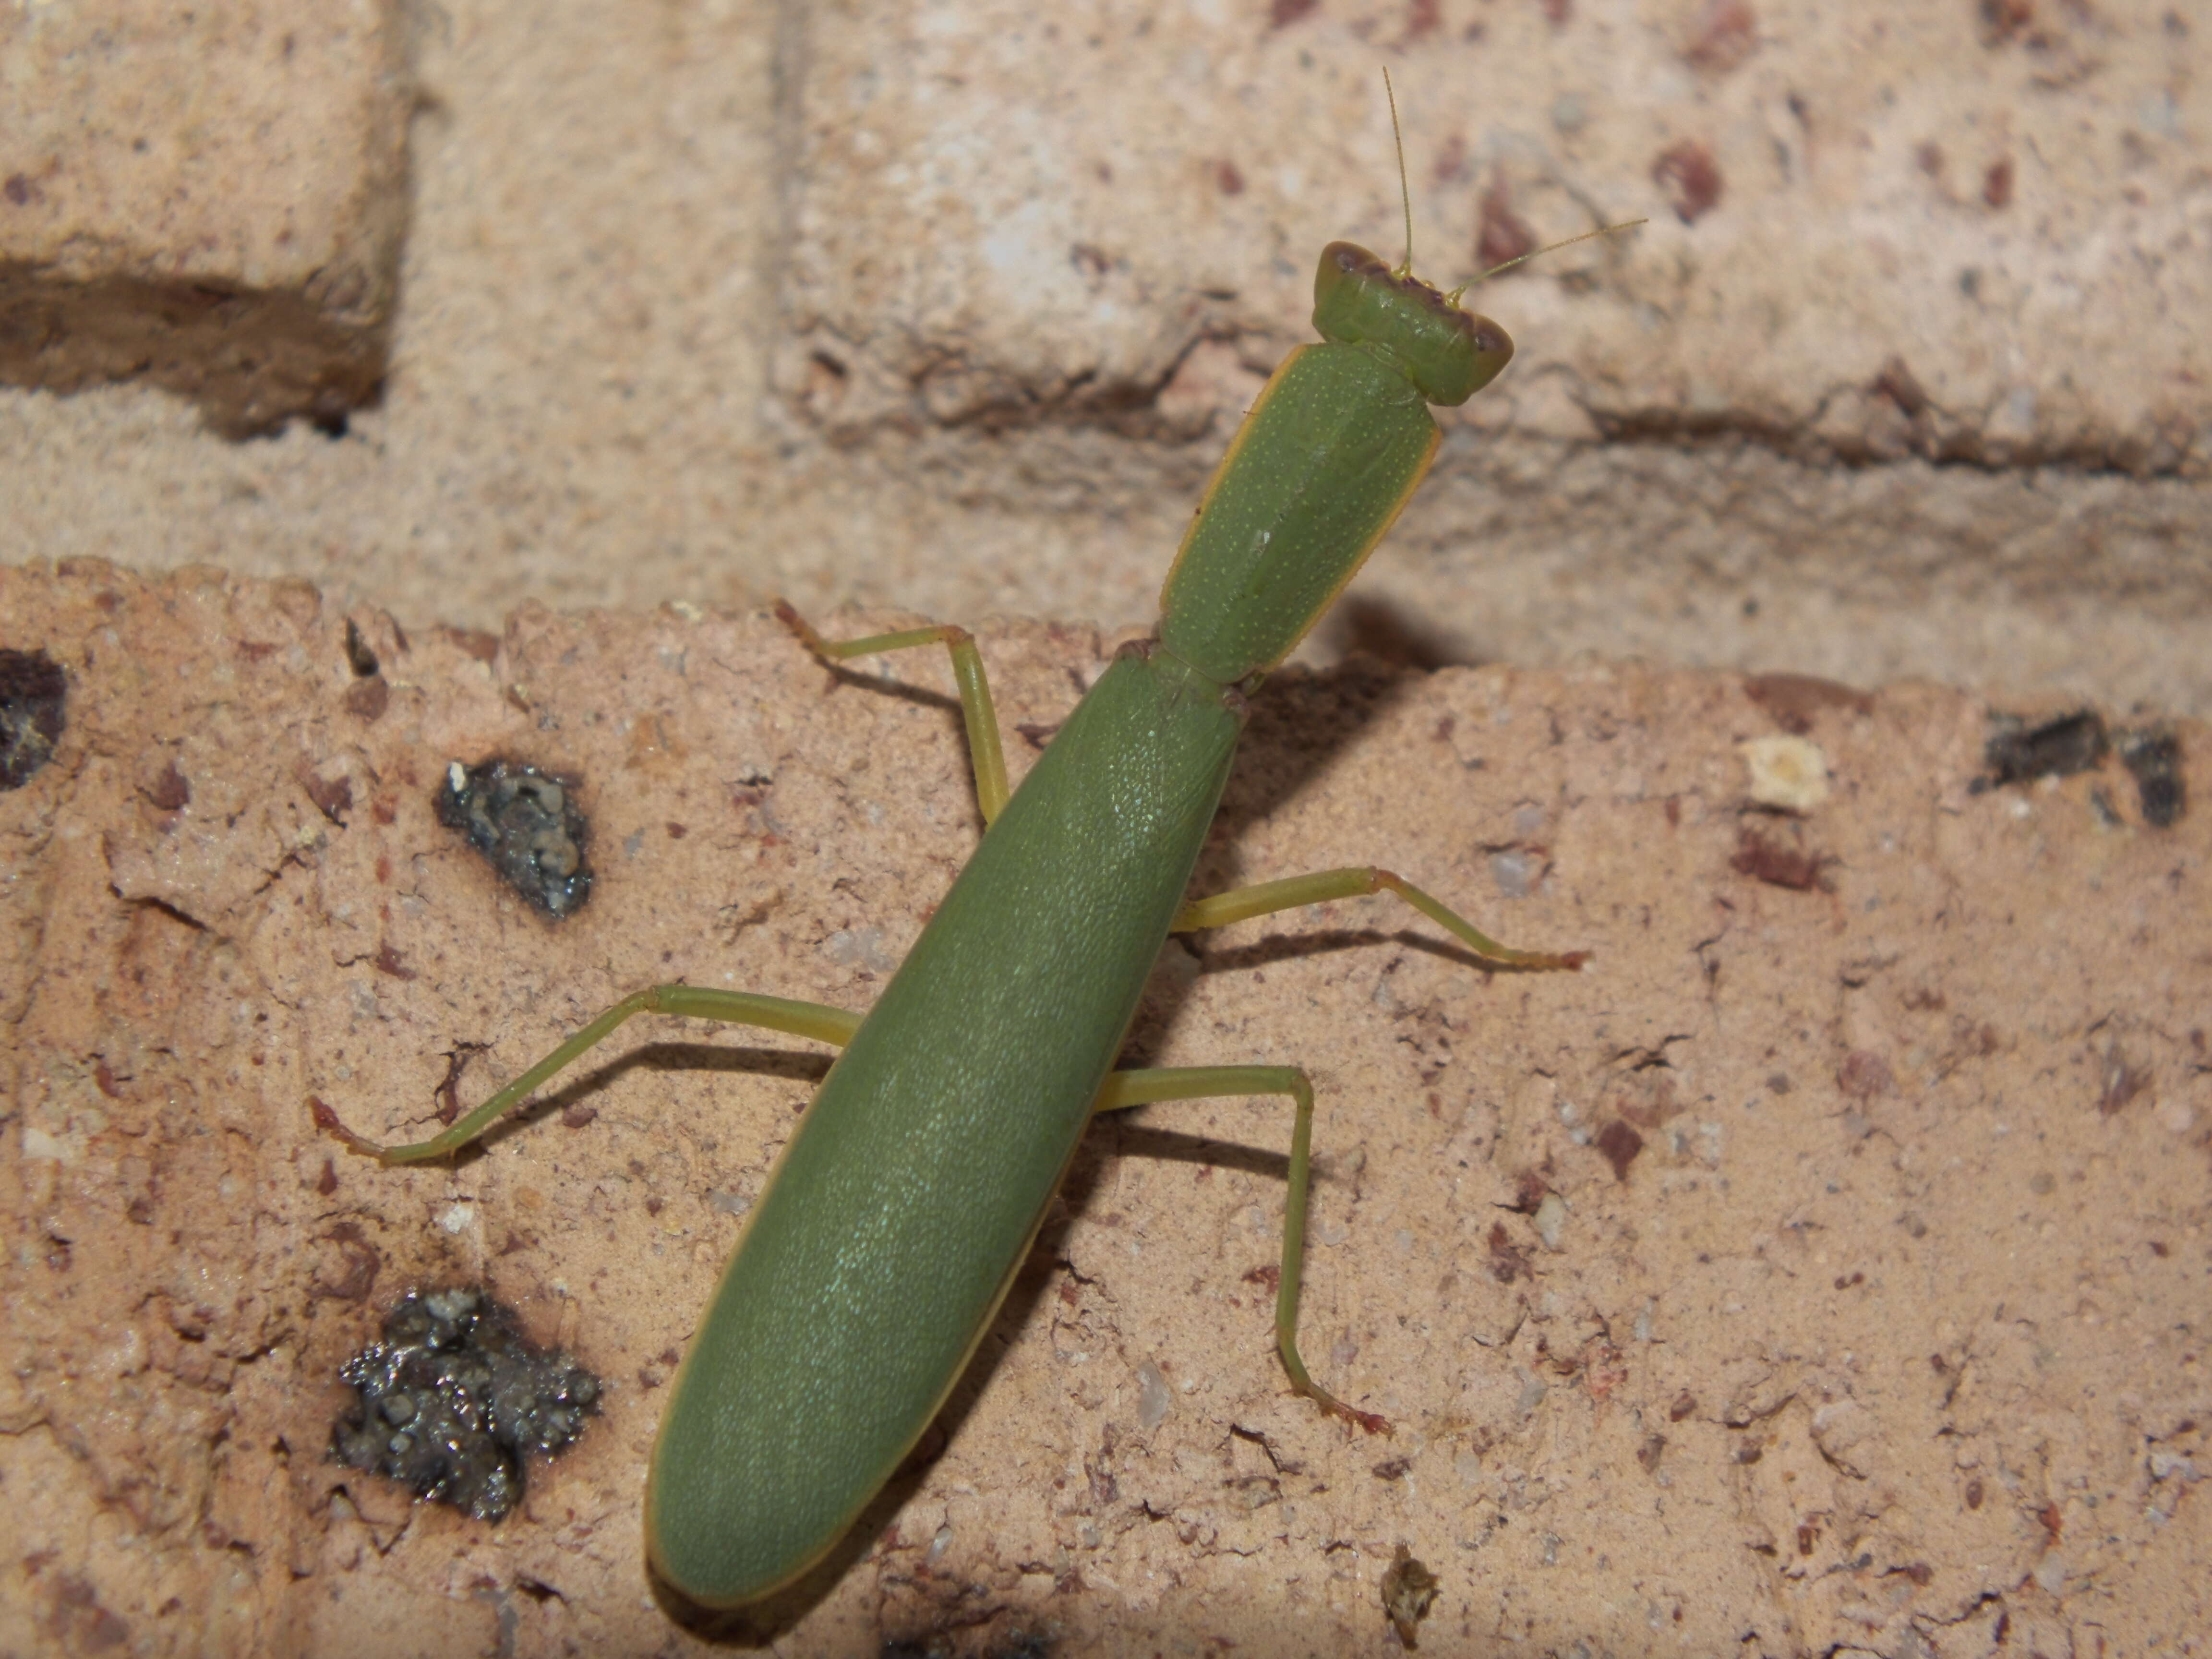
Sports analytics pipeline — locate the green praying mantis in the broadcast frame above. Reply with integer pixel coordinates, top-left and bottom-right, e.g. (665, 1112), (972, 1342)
(321, 89), (1633, 1611)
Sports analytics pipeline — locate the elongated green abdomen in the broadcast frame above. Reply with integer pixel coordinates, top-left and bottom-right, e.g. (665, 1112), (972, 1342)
(646, 650), (1241, 1607)
(1158, 342), (1441, 685)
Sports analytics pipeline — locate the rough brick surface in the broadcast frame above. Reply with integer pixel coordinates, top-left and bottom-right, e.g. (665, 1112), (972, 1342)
(0, 0), (408, 434)
(2, 562), (2204, 1655)
(789, 2), (2211, 474)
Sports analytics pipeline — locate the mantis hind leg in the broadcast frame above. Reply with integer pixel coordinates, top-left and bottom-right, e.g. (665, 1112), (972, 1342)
(1172, 865), (1587, 972)
(313, 987), (862, 1165)
(777, 601), (1011, 824)
(1092, 1064), (1389, 1435)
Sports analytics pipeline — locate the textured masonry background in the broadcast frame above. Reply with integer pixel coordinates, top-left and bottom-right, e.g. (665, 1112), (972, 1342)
(3, 0), (2211, 712)
(0, 561), (2206, 1655)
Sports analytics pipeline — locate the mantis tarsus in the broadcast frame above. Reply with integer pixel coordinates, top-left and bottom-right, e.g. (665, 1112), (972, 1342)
(321, 89), (1629, 1612)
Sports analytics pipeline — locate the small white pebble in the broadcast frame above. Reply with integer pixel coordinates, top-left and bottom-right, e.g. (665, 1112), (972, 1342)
(1739, 735), (1830, 812)
(1534, 1191), (1568, 1250)
(1490, 850), (1536, 899)
(1136, 1359), (1171, 1430)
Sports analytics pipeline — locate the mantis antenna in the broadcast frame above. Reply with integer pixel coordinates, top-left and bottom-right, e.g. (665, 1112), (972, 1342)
(1379, 67), (1643, 295)
(1462, 217), (1648, 293)
(1384, 67), (1417, 277)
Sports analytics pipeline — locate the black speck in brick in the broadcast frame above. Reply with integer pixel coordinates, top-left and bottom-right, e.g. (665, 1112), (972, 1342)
(1381, 1543), (1441, 1647)
(0, 648), (67, 791)
(436, 758), (593, 917)
(2117, 726), (2185, 828)
(332, 1287), (601, 1521)
(1983, 709), (2106, 785)
(343, 618), (380, 677)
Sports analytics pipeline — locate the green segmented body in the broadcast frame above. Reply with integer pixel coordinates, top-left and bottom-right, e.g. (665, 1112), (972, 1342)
(647, 651), (1241, 1600)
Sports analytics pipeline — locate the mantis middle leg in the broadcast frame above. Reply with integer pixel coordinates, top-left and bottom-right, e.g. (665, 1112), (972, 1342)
(1174, 866), (1587, 972)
